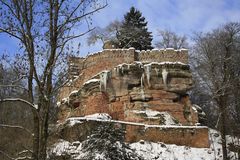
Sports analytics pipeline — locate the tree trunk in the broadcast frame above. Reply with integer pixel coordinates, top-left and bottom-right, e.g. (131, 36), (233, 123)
(39, 98), (50, 160)
(219, 97), (228, 160)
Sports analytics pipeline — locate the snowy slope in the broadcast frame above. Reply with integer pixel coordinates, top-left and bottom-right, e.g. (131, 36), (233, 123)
(49, 129), (239, 160)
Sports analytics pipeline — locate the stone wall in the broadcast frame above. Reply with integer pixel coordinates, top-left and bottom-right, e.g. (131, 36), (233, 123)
(69, 48), (188, 82)
(139, 48), (188, 63)
(59, 48), (188, 100)
(56, 48), (210, 148)
(55, 119), (209, 148)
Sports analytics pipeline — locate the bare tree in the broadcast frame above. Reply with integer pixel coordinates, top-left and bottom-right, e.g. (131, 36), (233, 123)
(192, 22), (240, 160)
(0, 0), (107, 159)
(0, 62), (34, 160)
(155, 29), (188, 49)
(87, 20), (122, 47)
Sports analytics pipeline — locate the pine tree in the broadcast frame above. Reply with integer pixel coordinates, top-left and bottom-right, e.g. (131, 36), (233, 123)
(117, 7), (153, 50)
(81, 123), (143, 160)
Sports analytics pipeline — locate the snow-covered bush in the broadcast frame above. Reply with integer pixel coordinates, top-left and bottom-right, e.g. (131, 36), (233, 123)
(80, 123), (143, 160)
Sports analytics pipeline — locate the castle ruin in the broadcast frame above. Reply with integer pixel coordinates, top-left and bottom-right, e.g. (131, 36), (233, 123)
(56, 47), (209, 148)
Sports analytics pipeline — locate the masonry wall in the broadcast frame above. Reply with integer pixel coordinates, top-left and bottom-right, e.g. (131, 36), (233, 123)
(59, 48), (189, 100)
(80, 48), (136, 82)
(69, 48), (188, 83)
(139, 48), (188, 63)
(58, 120), (209, 148)
(125, 124), (209, 148)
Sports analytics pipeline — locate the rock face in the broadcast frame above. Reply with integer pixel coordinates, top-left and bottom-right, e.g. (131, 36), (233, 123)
(59, 61), (196, 126)
(56, 48), (209, 148)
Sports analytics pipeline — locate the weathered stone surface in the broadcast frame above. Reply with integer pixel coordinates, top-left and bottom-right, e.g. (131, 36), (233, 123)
(125, 123), (209, 148)
(58, 61), (198, 125)
(53, 119), (209, 148)
(58, 48), (189, 100)
(56, 48), (209, 148)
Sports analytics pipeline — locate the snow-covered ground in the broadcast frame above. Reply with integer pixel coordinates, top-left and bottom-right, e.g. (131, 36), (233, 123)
(49, 129), (239, 160)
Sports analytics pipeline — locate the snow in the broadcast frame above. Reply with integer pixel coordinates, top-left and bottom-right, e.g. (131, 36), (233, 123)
(69, 90), (78, 97)
(104, 48), (135, 51)
(131, 110), (177, 125)
(67, 113), (112, 126)
(180, 48), (188, 51)
(67, 118), (83, 126)
(61, 97), (69, 104)
(117, 63), (128, 68)
(166, 48), (174, 50)
(131, 109), (161, 117)
(33, 104), (38, 109)
(132, 129), (238, 160)
(84, 113), (112, 120)
(49, 139), (107, 160)
(149, 48), (188, 52)
(161, 112), (179, 125)
(66, 79), (73, 86)
(147, 61), (187, 66)
(56, 101), (61, 107)
(49, 129), (239, 160)
(64, 115), (207, 129)
(51, 140), (72, 156)
(134, 61), (143, 65)
(83, 79), (100, 85)
(192, 106), (198, 113)
(116, 63), (128, 75)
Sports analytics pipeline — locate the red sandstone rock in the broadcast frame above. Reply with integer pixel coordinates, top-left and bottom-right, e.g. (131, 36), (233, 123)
(56, 48), (209, 148)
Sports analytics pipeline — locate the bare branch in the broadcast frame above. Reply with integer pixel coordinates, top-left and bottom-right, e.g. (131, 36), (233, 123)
(0, 124), (33, 136)
(0, 98), (39, 118)
(0, 28), (23, 42)
(0, 85), (28, 91)
(58, 3), (107, 31)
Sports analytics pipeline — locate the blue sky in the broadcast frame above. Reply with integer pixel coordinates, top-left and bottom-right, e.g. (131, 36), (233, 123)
(0, 0), (240, 57)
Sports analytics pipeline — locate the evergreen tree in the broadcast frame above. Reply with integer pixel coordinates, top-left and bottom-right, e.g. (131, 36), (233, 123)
(117, 7), (153, 50)
(81, 123), (143, 160)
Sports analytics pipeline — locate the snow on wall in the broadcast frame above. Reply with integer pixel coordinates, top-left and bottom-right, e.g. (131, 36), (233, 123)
(131, 110), (178, 125)
(83, 79), (100, 85)
(64, 115), (207, 129)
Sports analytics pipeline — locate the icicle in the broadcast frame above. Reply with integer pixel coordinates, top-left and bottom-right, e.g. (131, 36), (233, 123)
(162, 68), (168, 86)
(100, 71), (109, 91)
(121, 65), (124, 75)
(140, 73), (145, 100)
(140, 73), (144, 89)
(116, 67), (119, 75)
(117, 64), (124, 75)
(127, 64), (130, 70)
(154, 67), (159, 77)
(145, 64), (151, 86)
(141, 89), (145, 101)
(135, 61), (143, 69)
